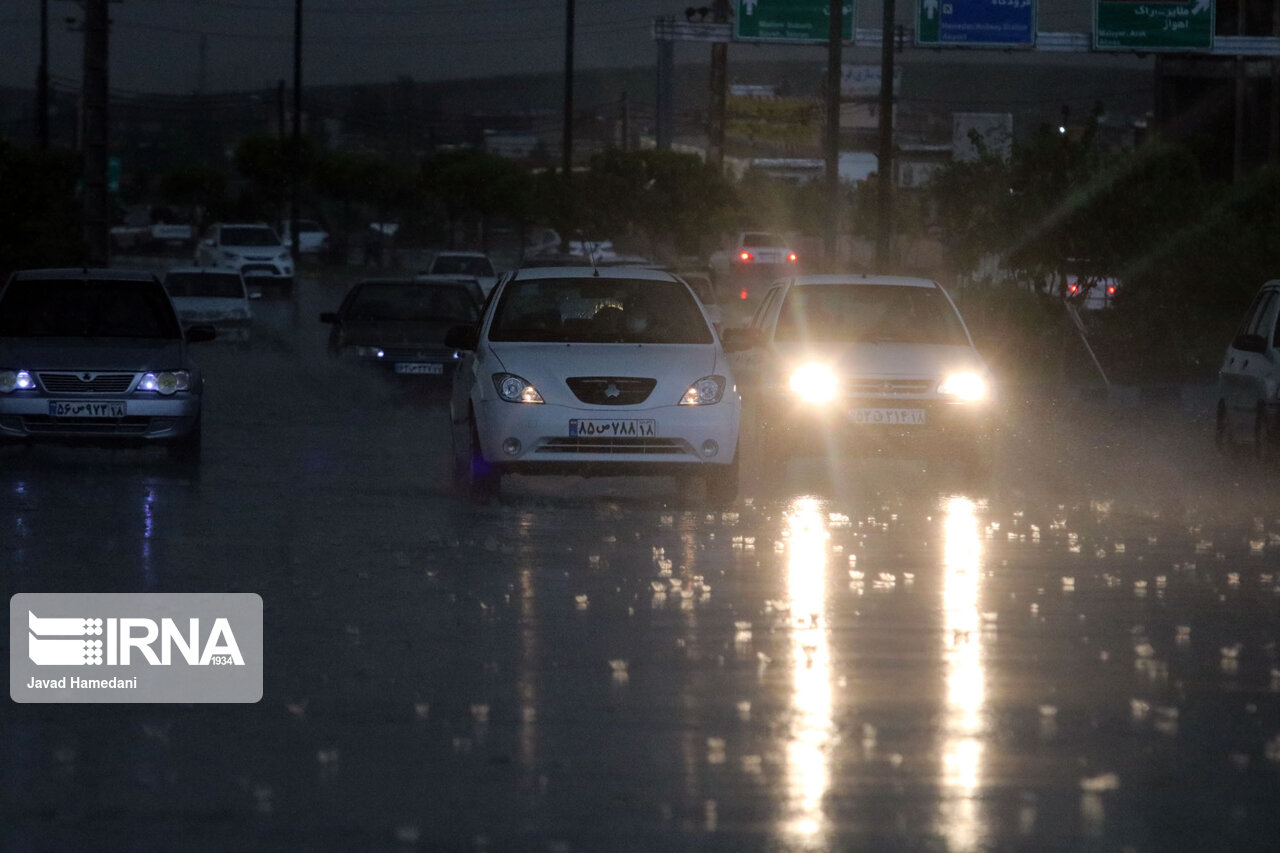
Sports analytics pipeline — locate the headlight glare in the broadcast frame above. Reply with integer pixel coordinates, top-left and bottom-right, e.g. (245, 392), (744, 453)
(938, 371), (988, 402)
(788, 362), (838, 403)
(0, 369), (34, 392)
(680, 375), (726, 406)
(139, 370), (190, 395)
(494, 373), (543, 404)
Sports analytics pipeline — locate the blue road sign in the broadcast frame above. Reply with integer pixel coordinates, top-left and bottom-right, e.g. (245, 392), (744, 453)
(917, 0), (1036, 49)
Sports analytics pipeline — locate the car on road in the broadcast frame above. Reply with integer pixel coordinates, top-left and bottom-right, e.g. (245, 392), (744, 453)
(320, 277), (483, 376)
(445, 265), (741, 502)
(708, 230), (799, 319)
(195, 222), (295, 293)
(425, 250), (499, 295)
(0, 268), (214, 457)
(163, 266), (253, 345)
(1217, 278), (1280, 460)
(279, 219), (331, 256)
(724, 274), (993, 468)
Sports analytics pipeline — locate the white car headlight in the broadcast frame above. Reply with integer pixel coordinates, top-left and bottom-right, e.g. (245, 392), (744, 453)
(937, 371), (988, 402)
(353, 346), (385, 359)
(788, 362), (838, 404)
(494, 373), (544, 404)
(680, 375), (726, 406)
(0, 369), (35, 392)
(138, 371), (191, 395)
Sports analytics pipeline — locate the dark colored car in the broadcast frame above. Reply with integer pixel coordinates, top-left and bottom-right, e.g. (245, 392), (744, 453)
(0, 268), (215, 456)
(320, 277), (482, 375)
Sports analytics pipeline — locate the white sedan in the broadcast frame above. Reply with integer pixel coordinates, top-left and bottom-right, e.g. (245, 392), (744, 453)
(446, 266), (741, 502)
(725, 274), (994, 469)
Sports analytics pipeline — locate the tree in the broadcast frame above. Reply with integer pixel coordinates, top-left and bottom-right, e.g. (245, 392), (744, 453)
(420, 148), (533, 251)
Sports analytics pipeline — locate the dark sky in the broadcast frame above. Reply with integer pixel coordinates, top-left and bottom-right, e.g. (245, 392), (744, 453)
(0, 0), (1101, 95)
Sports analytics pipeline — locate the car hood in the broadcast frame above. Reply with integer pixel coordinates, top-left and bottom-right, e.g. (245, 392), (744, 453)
(338, 320), (455, 347)
(771, 341), (988, 378)
(486, 342), (725, 407)
(0, 337), (190, 370)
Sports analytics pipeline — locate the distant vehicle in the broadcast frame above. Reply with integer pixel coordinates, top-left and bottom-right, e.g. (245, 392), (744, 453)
(320, 277), (482, 376)
(1065, 275), (1120, 309)
(0, 267), (214, 458)
(195, 223), (294, 293)
(279, 219), (331, 255)
(426, 251), (499, 295)
(708, 230), (799, 314)
(1217, 279), (1280, 461)
(724, 273), (993, 471)
(445, 265), (741, 503)
(162, 266), (253, 345)
(110, 204), (194, 251)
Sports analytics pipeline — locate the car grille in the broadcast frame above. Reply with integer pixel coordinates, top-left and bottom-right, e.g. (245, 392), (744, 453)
(565, 377), (657, 406)
(849, 379), (933, 396)
(241, 263), (280, 276)
(536, 437), (685, 455)
(38, 372), (136, 394)
(20, 415), (153, 435)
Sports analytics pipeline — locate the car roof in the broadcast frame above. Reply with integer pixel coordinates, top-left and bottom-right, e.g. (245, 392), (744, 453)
(511, 265), (680, 282)
(786, 274), (940, 289)
(8, 267), (160, 283)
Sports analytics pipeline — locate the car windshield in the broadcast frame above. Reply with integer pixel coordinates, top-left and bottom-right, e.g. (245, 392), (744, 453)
(489, 277), (712, 344)
(165, 272), (245, 299)
(344, 282), (478, 323)
(774, 283), (971, 346)
(222, 227), (280, 247)
(431, 255), (493, 276)
(742, 232), (785, 249)
(0, 278), (181, 339)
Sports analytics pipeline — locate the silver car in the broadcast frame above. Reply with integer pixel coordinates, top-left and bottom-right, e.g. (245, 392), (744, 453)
(0, 268), (214, 457)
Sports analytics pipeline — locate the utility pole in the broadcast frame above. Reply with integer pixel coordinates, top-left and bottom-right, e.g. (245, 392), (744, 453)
(82, 0), (110, 266)
(37, 0), (49, 150)
(290, 0), (302, 274)
(707, 0), (730, 171)
(875, 0), (896, 270)
(824, 0), (843, 266)
(561, 0), (575, 249)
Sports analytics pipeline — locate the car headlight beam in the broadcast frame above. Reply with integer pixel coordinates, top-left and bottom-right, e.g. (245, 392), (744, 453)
(680, 375), (726, 406)
(0, 369), (34, 393)
(788, 362), (838, 404)
(494, 373), (544, 404)
(937, 371), (988, 402)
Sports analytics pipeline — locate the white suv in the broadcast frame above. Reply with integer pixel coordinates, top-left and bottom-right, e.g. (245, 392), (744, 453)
(195, 223), (294, 293)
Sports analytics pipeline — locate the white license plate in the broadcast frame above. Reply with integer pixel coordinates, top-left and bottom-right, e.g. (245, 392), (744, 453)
(394, 362), (443, 375)
(49, 401), (126, 418)
(852, 407), (925, 426)
(569, 419), (656, 437)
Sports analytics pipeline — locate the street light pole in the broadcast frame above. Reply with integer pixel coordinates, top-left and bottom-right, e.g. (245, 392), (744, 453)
(561, 0), (574, 249)
(875, 0), (896, 270)
(291, 0), (302, 274)
(824, 0), (843, 266)
(37, 0), (49, 150)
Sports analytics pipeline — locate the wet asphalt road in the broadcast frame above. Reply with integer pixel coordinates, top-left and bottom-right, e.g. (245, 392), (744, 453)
(5, 272), (1280, 852)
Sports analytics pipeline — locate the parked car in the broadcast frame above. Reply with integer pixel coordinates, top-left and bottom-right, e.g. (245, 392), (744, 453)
(1217, 279), (1280, 460)
(279, 219), (331, 255)
(445, 265), (741, 503)
(0, 268), (214, 457)
(195, 222), (294, 293)
(320, 277), (483, 375)
(163, 266), (253, 345)
(723, 274), (993, 470)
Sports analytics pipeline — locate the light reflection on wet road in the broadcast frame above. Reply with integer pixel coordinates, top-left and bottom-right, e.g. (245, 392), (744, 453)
(5, 273), (1280, 851)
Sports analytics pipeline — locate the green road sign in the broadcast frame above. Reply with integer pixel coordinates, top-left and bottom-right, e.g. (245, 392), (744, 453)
(1094, 0), (1213, 52)
(735, 0), (854, 43)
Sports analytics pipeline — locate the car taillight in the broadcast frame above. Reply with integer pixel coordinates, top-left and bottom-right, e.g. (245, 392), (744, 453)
(739, 288), (749, 300)
(1107, 285), (1116, 295)
(1068, 283), (1079, 294)
(739, 251), (753, 262)
(787, 252), (798, 262)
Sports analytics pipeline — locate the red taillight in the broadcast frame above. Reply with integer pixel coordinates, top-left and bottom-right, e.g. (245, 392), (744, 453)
(1107, 285), (1116, 295)
(739, 288), (749, 300)
(787, 252), (798, 262)
(1068, 283), (1079, 294)
(739, 251), (753, 262)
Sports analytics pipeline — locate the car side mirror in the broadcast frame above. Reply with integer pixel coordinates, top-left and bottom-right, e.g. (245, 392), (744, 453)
(444, 324), (479, 350)
(1233, 333), (1268, 354)
(185, 324), (217, 343)
(720, 327), (761, 353)
(319, 312), (339, 324)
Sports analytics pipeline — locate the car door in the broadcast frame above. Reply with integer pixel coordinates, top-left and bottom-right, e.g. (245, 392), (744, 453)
(1222, 285), (1280, 434)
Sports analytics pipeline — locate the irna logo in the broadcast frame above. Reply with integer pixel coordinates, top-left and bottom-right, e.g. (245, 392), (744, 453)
(28, 611), (245, 667)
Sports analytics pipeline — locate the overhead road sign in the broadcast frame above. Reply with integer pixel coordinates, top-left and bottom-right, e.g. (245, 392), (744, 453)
(1094, 0), (1214, 52)
(735, 0), (854, 44)
(652, 17), (732, 43)
(916, 0), (1037, 49)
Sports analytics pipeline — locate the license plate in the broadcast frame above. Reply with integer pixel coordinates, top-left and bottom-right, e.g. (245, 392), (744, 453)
(852, 407), (925, 426)
(394, 362), (443, 375)
(569, 419), (656, 437)
(49, 401), (126, 418)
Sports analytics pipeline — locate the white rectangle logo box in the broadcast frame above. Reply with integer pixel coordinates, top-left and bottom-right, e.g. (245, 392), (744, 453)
(11, 593), (263, 703)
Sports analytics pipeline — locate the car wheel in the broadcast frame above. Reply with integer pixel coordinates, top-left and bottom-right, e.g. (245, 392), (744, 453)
(459, 414), (501, 501)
